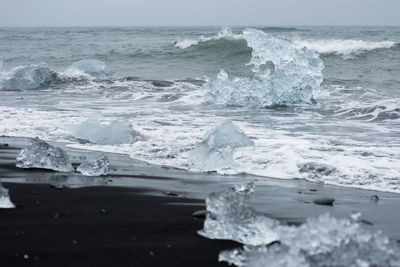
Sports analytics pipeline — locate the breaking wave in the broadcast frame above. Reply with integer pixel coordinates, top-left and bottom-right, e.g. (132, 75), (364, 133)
(0, 59), (106, 90)
(203, 28), (324, 107)
(333, 99), (400, 122)
(174, 27), (243, 49)
(293, 38), (397, 57)
(174, 27), (397, 60)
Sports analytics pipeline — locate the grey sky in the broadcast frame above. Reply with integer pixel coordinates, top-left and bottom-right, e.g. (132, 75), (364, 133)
(1, 0), (399, 27)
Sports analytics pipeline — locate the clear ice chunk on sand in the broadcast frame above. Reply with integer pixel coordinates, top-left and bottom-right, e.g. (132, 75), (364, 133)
(188, 120), (254, 172)
(199, 188), (400, 267)
(0, 183), (15, 209)
(72, 119), (144, 145)
(198, 188), (280, 246)
(16, 137), (74, 172)
(3, 65), (55, 90)
(77, 155), (110, 176)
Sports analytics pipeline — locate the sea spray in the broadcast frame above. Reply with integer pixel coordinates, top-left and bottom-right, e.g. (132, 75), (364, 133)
(203, 28), (324, 107)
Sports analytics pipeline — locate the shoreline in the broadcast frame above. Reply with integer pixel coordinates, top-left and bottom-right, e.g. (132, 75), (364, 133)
(1, 135), (400, 265)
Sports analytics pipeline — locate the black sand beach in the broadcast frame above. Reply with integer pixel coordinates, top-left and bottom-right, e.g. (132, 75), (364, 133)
(0, 183), (238, 267)
(1, 136), (400, 266)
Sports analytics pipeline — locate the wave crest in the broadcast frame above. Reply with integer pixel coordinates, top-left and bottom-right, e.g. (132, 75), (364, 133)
(174, 27), (243, 49)
(294, 39), (396, 57)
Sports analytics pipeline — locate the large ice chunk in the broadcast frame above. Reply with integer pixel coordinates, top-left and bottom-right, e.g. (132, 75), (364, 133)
(219, 214), (400, 267)
(2, 65), (55, 90)
(71, 59), (106, 74)
(72, 119), (144, 145)
(77, 155), (110, 176)
(188, 121), (254, 172)
(199, 188), (400, 266)
(0, 183), (15, 209)
(16, 137), (74, 172)
(204, 29), (324, 107)
(198, 188), (280, 246)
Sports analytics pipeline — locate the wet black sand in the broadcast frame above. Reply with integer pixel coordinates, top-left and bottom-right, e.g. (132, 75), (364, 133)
(0, 183), (238, 267)
(1, 136), (400, 266)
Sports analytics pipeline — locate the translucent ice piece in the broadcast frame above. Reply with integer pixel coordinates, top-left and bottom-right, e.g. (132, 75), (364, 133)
(72, 119), (144, 145)
(16, 137), (74, 172)
(219, 213), (400, 267)
(0, 183), (15, 209)
(3, 64), (55, 90)
(71, 59), (106, 74)
(188, 121), (254, 172)
(77, 155), (110, 176)
(198, 188), (280, 246)
(204, 29), (324, 107)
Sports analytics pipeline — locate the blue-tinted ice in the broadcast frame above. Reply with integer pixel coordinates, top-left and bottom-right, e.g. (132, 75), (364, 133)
(204, 29), (324, 107)
(77, 155), (110, 176)
(188, 121), (254, 172)
(198, 187), (280, 246)
(72, 119), (144, 145)
(1, 65), (55, 90)
(16, 137), (74, 172)
(199, 188), (400, 267)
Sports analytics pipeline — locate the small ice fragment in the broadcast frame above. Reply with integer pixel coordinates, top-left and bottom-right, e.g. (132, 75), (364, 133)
(0, 183), (15, 208)
(233, 182), (255, 195)
(77, 155), (110, 176)
(16, 137), (74, 172)
(188, 121), (254, 172)
(198, 188), (280, 246)
(72, 119), (144, 145)
(351, 212), (362, 221)
(71, 59), (106, 74)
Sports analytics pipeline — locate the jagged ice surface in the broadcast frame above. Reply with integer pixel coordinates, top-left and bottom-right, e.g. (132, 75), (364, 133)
(198, 188), (280, 246)
(77, 155), (110, 176)
(188, 121), (254, 172)
(198, 189), (400, 267)
(71, 119), (144, 145)
(0, 183), (15, 209)
(204, 29), (324, 107)
(1, 65), (55, 90)
(16, 137), (74, 172)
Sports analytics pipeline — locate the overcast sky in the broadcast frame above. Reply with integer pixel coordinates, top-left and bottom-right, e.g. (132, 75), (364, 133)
(1, 0), (399, 27)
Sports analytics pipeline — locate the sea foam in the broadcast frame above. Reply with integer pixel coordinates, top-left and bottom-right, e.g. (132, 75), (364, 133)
(293, 39), (396, 57)
(174, 27), (243, 49)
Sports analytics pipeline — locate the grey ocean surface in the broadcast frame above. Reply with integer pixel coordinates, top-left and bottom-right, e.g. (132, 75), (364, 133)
(0, 26), (399, 193)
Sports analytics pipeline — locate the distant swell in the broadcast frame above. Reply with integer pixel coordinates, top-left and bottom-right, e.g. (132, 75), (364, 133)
(174, 27), (244, 49)
(174, 27), (397, 59)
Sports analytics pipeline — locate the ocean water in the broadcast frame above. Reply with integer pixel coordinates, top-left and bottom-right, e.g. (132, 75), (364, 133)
(0, 26), (399, 193)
